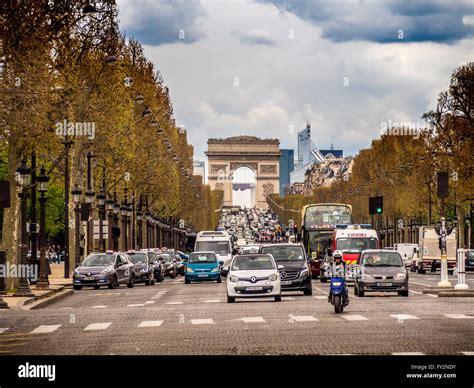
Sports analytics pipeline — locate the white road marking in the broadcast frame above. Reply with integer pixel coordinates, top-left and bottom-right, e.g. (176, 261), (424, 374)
(461, 351), (474, 355)
(444, 314), (474, 319)
(60, 307), (73, 310)
(409, 290), (423, 295)
(0, 328), (8, 334)
(166, 302), (183, 305)
(145, 301), (155, 304)
(314, 287), (326, 294)
(84, 322), (112, 331)
(392, 352), (425, 355)
(282, 297), (296, 301)
(291, 315), (318, 322)
(127, 304), (145, 307)
(204, 300), (221, 303)
(91, 305), (108, 309)
(30, 325), (61, 334)
(390, 314), (420, 320)
(426, 294), (438, 298)
(241, 317), (266, 323)
(341, 315), (369, 321)
(191, 319), (214, 325)
(313, 296), (328, 300)
(409, 281), (434, 288)
(138, 320), (163, 328)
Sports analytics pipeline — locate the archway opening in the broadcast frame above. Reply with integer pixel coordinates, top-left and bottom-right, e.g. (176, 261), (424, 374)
(232, 166), (256, 208)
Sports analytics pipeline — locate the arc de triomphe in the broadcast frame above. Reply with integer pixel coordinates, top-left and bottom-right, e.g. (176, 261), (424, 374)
(206, 136), (281, 208)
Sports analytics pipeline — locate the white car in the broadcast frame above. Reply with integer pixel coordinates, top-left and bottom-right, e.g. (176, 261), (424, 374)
(226, 254), (282, 303)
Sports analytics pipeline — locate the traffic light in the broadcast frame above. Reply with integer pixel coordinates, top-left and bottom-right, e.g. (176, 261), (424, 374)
(375, 196), (383, 214)
(437, 172), (449, 198)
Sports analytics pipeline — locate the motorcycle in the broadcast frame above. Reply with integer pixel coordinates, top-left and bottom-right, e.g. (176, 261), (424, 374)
(329, 276), (349, 313)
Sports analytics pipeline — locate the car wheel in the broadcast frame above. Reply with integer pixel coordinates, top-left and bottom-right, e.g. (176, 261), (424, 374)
(150, 276), (155, 286)
(145, 280), (150, 286)
(334, 295), (342, 313)
(127, 275), (135, 288)
(170, 269), (176, 279)
(227, 296), (235, 303)
(321, 277), (327, 283)
(303, 287), (312, 296)
(448, 270), (453, 276)
(358, 287), (365, 297)
(185, 277), (190, 284)
(93, 285), (100, 290)
(274, 295), (282, 302)
(217, 276), (222, 283)
(108, 276), (118, 289)
(159, 274), (165, 282)
(398, 290), (409, 297)
(73, 285), (82, 291)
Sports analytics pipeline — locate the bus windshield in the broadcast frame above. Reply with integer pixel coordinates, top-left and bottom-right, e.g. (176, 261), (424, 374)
(304, 204), (352, 228)
(195, 241), (230, 254)
(307, 230), (333, 258)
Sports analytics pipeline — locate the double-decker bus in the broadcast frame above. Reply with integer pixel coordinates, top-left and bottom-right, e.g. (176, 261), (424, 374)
(301, 203), (353, 260)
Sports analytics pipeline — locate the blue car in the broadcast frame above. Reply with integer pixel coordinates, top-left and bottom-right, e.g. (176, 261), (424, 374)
(185, 252), (223, 284)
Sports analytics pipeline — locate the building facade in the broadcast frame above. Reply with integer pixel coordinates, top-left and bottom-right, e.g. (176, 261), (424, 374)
(279, 149), (294, 196)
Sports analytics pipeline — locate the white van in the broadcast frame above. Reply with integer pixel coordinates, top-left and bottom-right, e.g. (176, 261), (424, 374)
(195, 231), (233, 263)
(394, 243), (418, 268)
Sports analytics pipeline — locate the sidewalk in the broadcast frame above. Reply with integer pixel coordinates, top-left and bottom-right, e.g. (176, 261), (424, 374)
(1, 262), (73, 309)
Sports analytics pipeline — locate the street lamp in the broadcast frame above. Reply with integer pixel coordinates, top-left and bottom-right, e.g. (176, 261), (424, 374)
(105, 55), (117, 66)
(36, 167), (50, 289)
(13, 160), (33, 296)
(142, 107), (152, 117)
(136, 210), (143, 250)
(135, 95), (145, 104)
(71, 184), (83, 267)
(127, 204), (133, 250)
(106, 196), (115, 251)
(96, 190), (106, 252)
(120, 194), (128, 251)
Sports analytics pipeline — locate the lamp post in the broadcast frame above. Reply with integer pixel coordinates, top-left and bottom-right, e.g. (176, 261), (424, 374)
(13, 160), (33, 297)
(127, 204), (132, 250)
(145, 211), (151, 248)
(121, 193), (128, 251)
(71, 184), (83, 268)
(113, 192), (120, 251)
(36, 167), (50, 289)
(106, 195), (115, 251)
(136, 210), (143, 249)
(85, 187), (95, 254)
(97, 190), (106, 252)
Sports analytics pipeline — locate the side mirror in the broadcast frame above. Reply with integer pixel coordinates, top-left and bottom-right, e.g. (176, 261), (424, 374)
(218, 261), (224, 266)
(277, 264), (284, 270)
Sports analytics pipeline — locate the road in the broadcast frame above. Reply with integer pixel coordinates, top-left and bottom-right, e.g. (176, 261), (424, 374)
(0, 273), (473, 355)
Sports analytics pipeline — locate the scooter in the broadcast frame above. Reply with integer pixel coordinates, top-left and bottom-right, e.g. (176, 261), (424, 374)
(329, 276), (349, 313)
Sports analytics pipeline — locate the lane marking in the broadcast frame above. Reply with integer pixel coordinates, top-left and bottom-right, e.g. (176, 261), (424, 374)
(138, 320), (163, 328)
(204, 300), (221, 303)
(444, 314), (474, 319)
(282, 297), (296, 301)
(30, 325), (61, 334)
(409, 281), (434, 288)
(393, 352), (425, 355)
(241, 317), (266, 323)
(341, 315), (369, 321)
(313, 296), (328, 300)
(91, 305), (108, 309)
(461, 351), (474, 355)
(84, 322), (112, 331)
(145, 301), (155, 304)
(409, 290), (423, 295)
(390, 314), (419, 320)
(127, 304), (145, 307)
(191, 319), (214, 325)
(0, 328), (8, 334)
(291, 315), (318, 322)
(166, 302), (183, 305)
(426, 294), (437, 298)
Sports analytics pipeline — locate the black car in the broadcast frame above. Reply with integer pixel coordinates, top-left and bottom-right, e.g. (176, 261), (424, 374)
(466, 250), (474, 271)
(145, 250), (165, 282)
(259, 243), (312, 295)
(158, 254), (177, 278)
(128, 251), (155, 285)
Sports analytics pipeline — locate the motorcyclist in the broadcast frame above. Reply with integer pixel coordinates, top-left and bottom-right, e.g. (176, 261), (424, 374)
(327, 251), (349, 303)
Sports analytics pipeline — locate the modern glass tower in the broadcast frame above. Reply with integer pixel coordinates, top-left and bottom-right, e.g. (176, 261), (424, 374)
(280, 149), (294, 195)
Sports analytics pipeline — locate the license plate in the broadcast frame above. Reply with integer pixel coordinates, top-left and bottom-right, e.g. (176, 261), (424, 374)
(377, 282), (392, 286)
(198, 274), (208, 277)
(86, 276), (95, 280)
(245, 286), (263, 291)
(281, 281), (292, 285)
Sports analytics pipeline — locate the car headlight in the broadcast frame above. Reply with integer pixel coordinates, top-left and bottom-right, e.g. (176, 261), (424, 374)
(395, 272), (407, 280)
(269, 273), (278, 281)
(100, 267), (113, 274)
(362, 273), (374, 281)
(229, 275), (239, 283)
(332, 281), (342, 286)
(140, 268), (149, 273)
(186, 267), (194, 273)
(211, 267), (219, 273)
(300, 268), (309, 277)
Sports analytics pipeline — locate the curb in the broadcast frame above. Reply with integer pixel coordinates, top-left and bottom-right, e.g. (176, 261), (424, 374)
(23, 289), (74, 310)
(23, 286), (66, 305)
(438, 291), (474, 298)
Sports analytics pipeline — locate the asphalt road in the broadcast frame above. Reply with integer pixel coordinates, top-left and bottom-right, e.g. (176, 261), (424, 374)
(0, 273), (473, 355)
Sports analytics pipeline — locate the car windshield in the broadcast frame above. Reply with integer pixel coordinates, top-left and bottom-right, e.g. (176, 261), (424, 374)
(189, 253), (217, 263)
(336, 238), (378, 252)
(82, 254), (114, 266)
(232, 255), (275, 271)
(260, 246), (304, 261)
(159, 254), (172, 262)
(147, 252), (157, 261)
(129, 253), (147, 264)
(195, 241), (230, 254)
(467, 251), (474, 259)
(361, 252), (404, 267)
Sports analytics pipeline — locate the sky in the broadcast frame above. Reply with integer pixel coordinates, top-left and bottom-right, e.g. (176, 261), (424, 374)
(117, 0), (473, 163)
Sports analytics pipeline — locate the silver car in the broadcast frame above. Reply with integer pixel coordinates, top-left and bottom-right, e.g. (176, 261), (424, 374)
(73, 252), (135, 290)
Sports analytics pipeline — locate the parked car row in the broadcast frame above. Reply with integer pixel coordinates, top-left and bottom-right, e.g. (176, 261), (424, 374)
(73, 248), (185, 290)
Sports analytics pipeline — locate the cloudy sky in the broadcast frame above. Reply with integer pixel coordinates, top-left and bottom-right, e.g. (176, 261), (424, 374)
(117, 0), (473, 161)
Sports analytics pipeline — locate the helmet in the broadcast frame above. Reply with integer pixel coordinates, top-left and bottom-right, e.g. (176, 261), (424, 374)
(333, 250), (343, 260)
